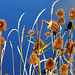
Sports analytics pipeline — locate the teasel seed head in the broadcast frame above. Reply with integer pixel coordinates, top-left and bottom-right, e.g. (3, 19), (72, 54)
(57, 9), (64, 16)
(0, 19), (6, 31)
(47, 20), (60, 31)
(59, 64), (68, 75)
(28, 30), (35, 36)
(30, 53), (38, 65)
(53, 37), (63, 49)
(57, 16), (65, 24)
(45, 32), (51, 37)
(1, 37), (5, 45)
(69, 8), (75, 19)
(66, 42), (74, 54)
(67, 21), (74, 30)
(46, 58), (54, 70)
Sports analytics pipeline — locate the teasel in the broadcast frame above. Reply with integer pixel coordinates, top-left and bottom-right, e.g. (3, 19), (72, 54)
(30, 53), (38, 75)
(59, 64), (68, 75)
(53, 37), (63, 49)
(45, 32), (51, 43)
(57, 16), (65, 36)
(69, 8), (75, 19)
(66, 42), (74, 55)
(45, 58), (54, 74)
(67, 20), (74, 30)
(57, 16), (65, 24)
(47, 20), (60, 32)
(28, 30), (35, 36)
(33, 39), (44, 54)
(0, 19), (6, 56)
(56, 9), (64, 16)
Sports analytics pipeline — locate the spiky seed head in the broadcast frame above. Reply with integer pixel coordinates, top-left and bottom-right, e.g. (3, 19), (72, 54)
(57, 16), (65, 24)
(28, 30), (35, 36)
(48, 20), (60, 31)
(69, 8), (75, 19)
(0, 19), (6, 31)
(53, 37), (63, 49)
(30, 53), (38, 65)
(46, 58), (54, 70)
(1, 37), (5, 45)
(67, 21), (74, 30)
(66, 42), (74, 54)
(59, 64), (68, 75)
(57, 9), (64, 16)
(45, 32), (51, 37)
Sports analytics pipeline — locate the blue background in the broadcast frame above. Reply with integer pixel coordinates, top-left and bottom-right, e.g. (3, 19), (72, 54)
(0, 0), (75, 75)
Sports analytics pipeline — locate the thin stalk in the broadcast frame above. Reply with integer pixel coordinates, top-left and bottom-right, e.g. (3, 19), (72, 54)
(0, 31), (2, 75)
(60, 24), (61, 37)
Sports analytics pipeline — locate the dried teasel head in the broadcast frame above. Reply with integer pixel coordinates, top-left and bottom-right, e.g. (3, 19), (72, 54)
(46, 58), (54, 70)
(59, 64), (68, 75)
(66, 42), (74, 54)
(1, 37), (5, 45)
(67, 21), (74, 30)
(57, 16), (65, 24)
(69, 8), (75, 19)
(47, 20), (60, 31)
(37, 39), (44, 48)
(28, 30), (35, 36)
(30, 53), (38, 65)
(33, 39), (44, 53)
(45, 32), (51, 37)
(53, 37), (63, 49)
(57, 9), (64, 16)
(0, 19), (6, 31)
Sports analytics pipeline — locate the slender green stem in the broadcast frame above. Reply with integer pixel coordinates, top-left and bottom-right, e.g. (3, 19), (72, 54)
(38, 55), (40, 75)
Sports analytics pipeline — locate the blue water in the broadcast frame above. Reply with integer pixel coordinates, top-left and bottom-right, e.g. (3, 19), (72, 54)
(0, 0), (75, 75)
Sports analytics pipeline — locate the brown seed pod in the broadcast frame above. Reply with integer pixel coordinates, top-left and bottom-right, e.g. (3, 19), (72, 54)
(33, 39), (44, 53)
(0, 19), (6, 31)
(30, 53), (38, 65)
(47, 20), (60, 31)
(57, 9), (64, 16)
(66, 42), (74, 54)
(28, 30), (35, 36)
(1, 37), (5, 45)
(57, 16), (65, 24)
(53, 37), (63, 49)
(45, 32), (51, 37)
(59, 64), (68, 75)
(69, 8), (75, 19)
(46, 58), (54, 70)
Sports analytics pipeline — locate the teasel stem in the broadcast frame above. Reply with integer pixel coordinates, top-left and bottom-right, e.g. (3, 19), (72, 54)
(59, 24), (61, 37)
(33, 65), (35, 75)
(0, 31), (2, 75)
(64, 30), (71, 48)
(48, 70), (50, 75)
(53, 49), (56, 60)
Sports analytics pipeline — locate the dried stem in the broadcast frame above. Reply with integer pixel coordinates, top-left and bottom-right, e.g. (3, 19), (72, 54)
(0, 31), (2, 75)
